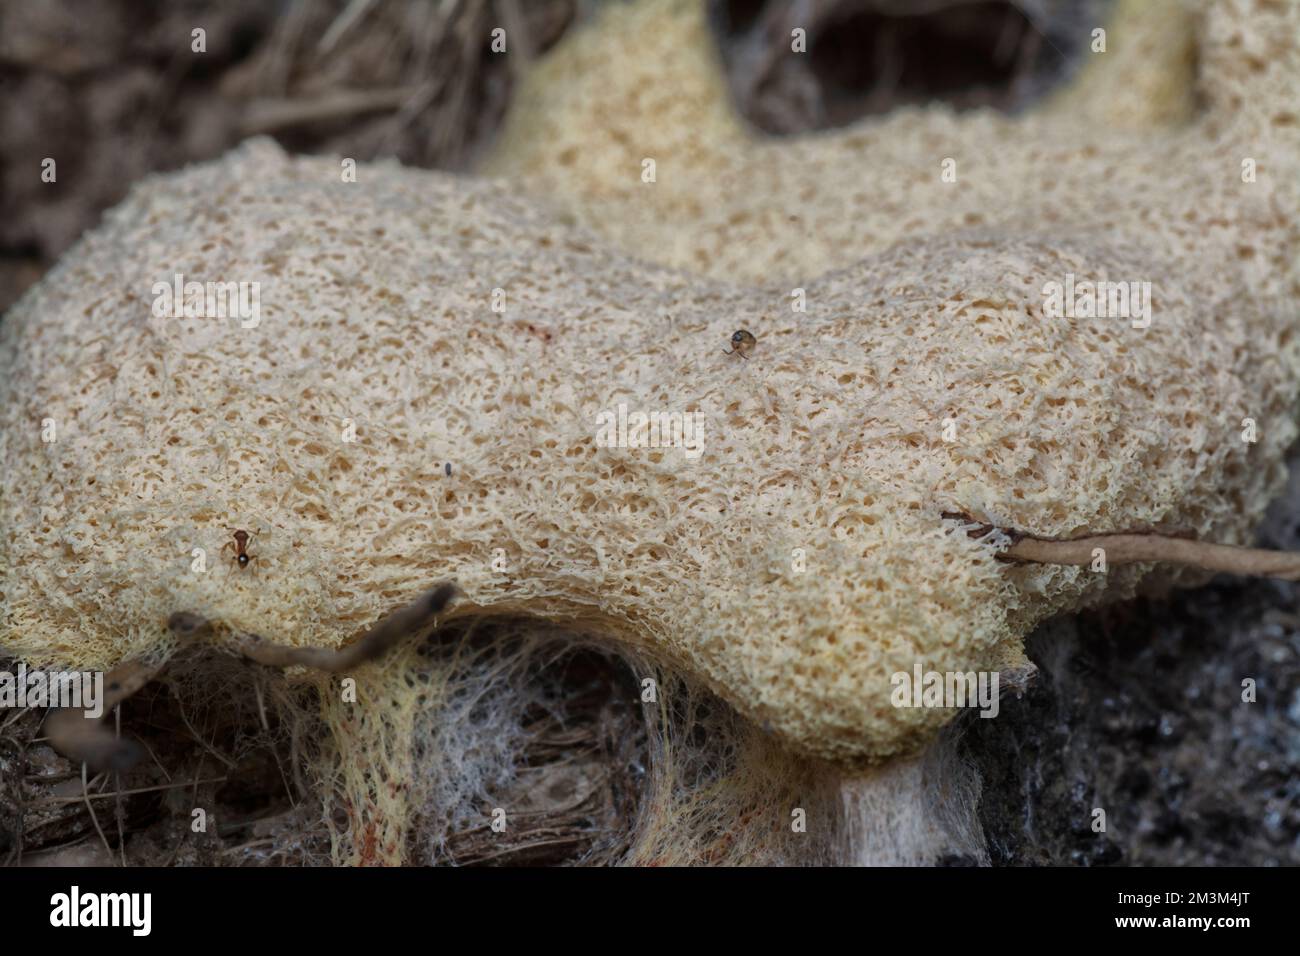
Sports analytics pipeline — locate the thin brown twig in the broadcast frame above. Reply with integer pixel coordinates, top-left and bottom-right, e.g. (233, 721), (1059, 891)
(167, 582), (459, 673)
(240, 87), (418, 136)
(1007, 533), (1300, 579)
(114, 707), (126, 866)
(44, 658), (160, 772)
(456, 835), (595, 865)
(269, 739), (298, 811)
(137, 734), (173, 783)
(317, 0), (377, 55)
(34, 777), (229, 807)
(253, 670), (270, 732)
(82, 762), (114, 865)
(169, 686), (237, 770)
(219, 837), (278, 856)
(945, 512), (1300, 580)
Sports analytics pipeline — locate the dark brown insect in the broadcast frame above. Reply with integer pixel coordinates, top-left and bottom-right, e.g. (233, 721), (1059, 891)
(224, 527), (260, 572)
(722, 329), (757, 359)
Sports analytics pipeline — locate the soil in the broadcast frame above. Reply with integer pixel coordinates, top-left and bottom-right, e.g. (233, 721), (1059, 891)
(966, 453), (1300, 866)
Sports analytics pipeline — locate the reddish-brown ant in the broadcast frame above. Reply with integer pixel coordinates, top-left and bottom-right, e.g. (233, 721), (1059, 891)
(223, 527), (260, 574)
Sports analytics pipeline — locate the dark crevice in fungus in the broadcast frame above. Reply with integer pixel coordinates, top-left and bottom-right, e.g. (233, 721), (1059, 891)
(5, 647), (329, 866)
(407, 617), (651, 866)
(713, 0), (1109, 134)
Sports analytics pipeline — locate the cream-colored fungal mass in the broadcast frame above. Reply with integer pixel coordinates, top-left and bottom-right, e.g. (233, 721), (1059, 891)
(2, 0), (1298, 863)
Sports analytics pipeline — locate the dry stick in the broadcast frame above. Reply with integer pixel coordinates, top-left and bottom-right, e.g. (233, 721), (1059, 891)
(169, 686), (237, 770)
(459, 837), (591, 866)
(253, 670), (270, 732)
(270, 744), (298, 812)
(35, 778), (229, 807)
(81, 762), (114, 865)
(944, 512), (1300, 580)
(114, 707), (126, 866)
(189, 756), (206, 814)
(241, 88), (417, 136)
(168, 582), (460, 673)
(1008, 533), (1300, 579)
(44, 583), (456, 774)
(316, 0), (377, 55)
(137, 735), (172, 783)
(219, 838), (278, 858)
(288, 702), (308, 801)
(44, 659), (161, 773)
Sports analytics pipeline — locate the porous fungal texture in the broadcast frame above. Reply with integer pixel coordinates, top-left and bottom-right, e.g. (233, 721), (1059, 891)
(0, 0), (1298, 865)
(486, 0), (1298, 288)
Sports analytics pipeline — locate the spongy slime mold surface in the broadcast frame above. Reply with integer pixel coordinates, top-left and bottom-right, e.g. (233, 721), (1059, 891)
(2, 0), (1298, 863)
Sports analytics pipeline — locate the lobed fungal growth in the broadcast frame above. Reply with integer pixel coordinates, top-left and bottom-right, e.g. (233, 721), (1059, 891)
(1, 0), (1299, 863)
